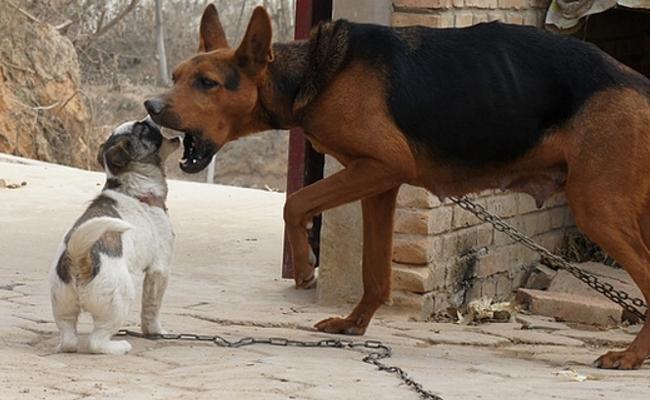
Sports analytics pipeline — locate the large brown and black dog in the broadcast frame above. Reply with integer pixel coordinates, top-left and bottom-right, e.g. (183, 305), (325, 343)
(146, 5), (650, 369)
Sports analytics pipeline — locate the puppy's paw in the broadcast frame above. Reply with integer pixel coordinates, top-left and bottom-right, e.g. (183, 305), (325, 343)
(56, 338), (79, 353)
(142, 321), (167, 336)
(104, 340), (132, 355)
(89, 339), (132, 355)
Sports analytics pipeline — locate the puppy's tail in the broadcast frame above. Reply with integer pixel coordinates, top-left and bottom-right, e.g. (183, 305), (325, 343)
(66, 217), (132, 284)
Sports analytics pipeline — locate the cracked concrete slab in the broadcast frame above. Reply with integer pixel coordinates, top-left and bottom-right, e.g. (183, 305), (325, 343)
(1, 156), (649, 400)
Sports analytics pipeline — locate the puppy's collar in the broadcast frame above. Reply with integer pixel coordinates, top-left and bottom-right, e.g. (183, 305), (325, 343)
(137, 193), (167, 212)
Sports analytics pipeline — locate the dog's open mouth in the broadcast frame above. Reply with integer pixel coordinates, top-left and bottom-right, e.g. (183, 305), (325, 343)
(179, 131), (218, 174)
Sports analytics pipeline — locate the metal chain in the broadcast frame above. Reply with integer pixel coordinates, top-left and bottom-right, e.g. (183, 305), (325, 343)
(450, 196), (647, 320)
(114, 195), (646, 400)
(116, 329), (443, 400)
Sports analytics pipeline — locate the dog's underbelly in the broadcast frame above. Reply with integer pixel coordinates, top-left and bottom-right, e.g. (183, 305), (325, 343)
(420, 166), (567, 206)
(411, 132), (569, 206)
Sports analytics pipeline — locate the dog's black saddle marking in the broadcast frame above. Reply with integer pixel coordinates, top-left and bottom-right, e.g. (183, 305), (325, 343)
(340, 21), (648, 164)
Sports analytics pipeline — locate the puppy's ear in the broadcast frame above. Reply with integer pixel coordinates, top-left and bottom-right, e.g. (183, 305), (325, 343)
(235, 7), (273, 76)
(198, 4), (229, 52)
(104, 139), (131, 175)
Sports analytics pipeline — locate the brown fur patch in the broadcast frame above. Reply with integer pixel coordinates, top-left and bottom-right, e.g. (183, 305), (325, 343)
(57, 195), (123, 284)
(293, 20), (350, 115)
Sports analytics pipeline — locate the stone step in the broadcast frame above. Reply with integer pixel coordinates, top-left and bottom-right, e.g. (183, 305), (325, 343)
(515, 288), (622, 327)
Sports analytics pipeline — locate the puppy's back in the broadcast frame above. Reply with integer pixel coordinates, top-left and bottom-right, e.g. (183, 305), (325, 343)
(55, 194), (130, 285)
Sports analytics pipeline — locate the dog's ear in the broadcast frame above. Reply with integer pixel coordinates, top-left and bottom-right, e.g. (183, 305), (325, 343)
(103, 138), (131, 175)
(198, 3), (229, 52)
(235, 6), (273, 76)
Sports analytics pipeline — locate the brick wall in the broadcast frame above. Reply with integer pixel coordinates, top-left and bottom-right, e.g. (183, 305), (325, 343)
(392, 0), (549, 28)
(392, 188), (574, 315)
(387, 0), (574, 316)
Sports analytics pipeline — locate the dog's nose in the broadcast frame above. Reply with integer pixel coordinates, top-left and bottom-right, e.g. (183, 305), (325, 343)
(144, 98), (166, 116)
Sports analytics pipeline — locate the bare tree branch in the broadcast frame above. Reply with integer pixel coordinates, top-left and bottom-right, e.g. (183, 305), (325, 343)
(7, 0), (41, 23)
(84, 0), (140, 47)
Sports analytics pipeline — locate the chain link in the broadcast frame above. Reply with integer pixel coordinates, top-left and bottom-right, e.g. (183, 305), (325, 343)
(116, 329), (443, 400)
(450, 196), (647, 320)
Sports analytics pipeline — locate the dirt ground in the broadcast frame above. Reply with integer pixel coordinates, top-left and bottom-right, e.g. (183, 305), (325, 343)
(1, 155), (649, 400)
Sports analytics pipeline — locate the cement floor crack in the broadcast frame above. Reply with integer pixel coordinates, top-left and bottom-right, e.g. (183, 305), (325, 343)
(181, 312), (315, 332)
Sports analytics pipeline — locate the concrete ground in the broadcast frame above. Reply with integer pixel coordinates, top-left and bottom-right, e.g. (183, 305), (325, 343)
(1, 155), (649, 400)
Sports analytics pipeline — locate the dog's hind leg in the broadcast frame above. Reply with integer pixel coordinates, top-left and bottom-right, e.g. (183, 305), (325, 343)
(314, 187), (399, 334)
(567, 195), (650, 369)
(85, 267), (134, 355)
(564, 89), (650, 369)
(51, 284), (80, 353)
(141, 267), (169, 336)
(87, 315), (132, 355)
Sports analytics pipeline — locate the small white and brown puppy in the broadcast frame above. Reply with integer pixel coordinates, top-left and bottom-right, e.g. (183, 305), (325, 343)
(50, 117), (179, 355)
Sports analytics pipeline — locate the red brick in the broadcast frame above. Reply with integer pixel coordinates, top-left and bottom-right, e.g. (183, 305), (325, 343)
(442, 229), (477, 258)
(393, 0), (452, 9)
(394, 206), (453, 235)
(523, 212), (552, 237)
(524, 11), (539, 26)
(516, 193), (538, 214)
(464, 0), (497, 8)
(474, 243), (538, 277)
(487, 11), (505, 21)
(528, 0), (550, 8)
(392, 263), (436, 293)
(392, 12), (454, 28)
(473, 13), (489, 24)
(493, 216), (525, 245)
(533, 230), (565, 253)
(485, 194), (518, 218)
(498, 0), (525, 9)
(397, 185), (440, 208)
(505, 12), (524, 25)
(393, 236), (441, 264)
(390, 291), (435, 320)
(452, 198), (486, 229)
(394, 208), (431, 235)
(516, 288), (622, 327)
(454, 12), (474, 27)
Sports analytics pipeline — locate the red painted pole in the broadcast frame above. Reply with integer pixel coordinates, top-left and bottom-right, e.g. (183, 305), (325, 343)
(282, 0), (331, 279)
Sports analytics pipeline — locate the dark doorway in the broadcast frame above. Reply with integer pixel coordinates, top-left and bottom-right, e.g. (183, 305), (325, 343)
(573, 8), (650, 77)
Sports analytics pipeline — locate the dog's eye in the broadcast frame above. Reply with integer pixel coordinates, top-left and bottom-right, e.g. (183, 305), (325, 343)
(197, 77), (220, 90)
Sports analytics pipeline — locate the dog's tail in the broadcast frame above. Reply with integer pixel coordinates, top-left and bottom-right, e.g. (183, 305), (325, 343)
(66, 217), (132, 284)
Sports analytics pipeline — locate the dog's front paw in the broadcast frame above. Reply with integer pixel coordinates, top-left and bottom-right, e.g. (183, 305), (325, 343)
(294, 249), (318, 289)
(314, 316), (367, 335)
(295, 271), (317, 289)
